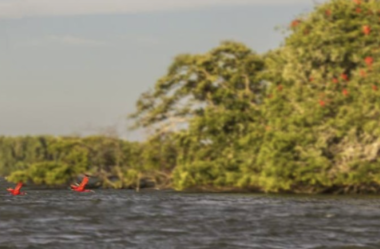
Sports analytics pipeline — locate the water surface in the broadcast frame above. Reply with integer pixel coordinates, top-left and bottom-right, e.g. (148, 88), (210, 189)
(1, 190), (380, 249)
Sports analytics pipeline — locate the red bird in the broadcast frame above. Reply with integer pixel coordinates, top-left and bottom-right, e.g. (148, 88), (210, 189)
(360, 69), (366, 77)
(363, 25), (371, 35)
(71, 176), (91, 193)
(291, 19), (301, 28)
(343, 89), (349, 96)
(365, 56), (374, 68)
(7, 182), (26, 196)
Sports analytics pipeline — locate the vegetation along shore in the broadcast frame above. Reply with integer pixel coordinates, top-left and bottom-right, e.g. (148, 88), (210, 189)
(4, 0), (380, 194)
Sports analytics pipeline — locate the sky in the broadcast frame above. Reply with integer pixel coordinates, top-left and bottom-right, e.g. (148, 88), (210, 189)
(0, 0), (319, 141)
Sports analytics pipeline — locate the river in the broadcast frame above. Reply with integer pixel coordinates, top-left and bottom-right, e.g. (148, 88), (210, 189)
(1, 189), (380, 249)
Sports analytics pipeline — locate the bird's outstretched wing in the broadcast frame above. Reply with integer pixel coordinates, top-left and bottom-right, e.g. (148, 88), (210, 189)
(14, 182), (23, 192)
(78, 176), (89, 189)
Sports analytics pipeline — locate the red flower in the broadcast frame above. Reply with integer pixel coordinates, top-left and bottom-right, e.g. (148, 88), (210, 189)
(325, 9), (331, 16)
(277, 85), (283, 91)
(363, 25), (371, 35)
(342, 89), (349, 96)
(341, 74), (349, 81)
(353, 0), (361, 4)
(372, 85), (378, 91)
(319, 100), (326, 107)
(333, 78), (339, 84)
(309, 77), (314, 82)
(356, 8), (361, 13)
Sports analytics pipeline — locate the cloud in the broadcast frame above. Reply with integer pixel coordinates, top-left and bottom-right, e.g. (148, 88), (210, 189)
(17, 35), (107, 47)
(0, 0), (311, 19)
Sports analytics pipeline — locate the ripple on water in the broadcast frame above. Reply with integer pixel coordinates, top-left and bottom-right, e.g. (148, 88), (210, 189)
(1, 191), (380, 248)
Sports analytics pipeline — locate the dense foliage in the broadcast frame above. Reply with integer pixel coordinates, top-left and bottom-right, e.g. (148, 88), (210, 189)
(1, 135), (177, 189)
(131, 0), (380, 194)
(4, 0), (380, 194)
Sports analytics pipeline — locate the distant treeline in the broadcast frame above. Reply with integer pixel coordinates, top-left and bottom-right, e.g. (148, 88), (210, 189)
(5, 0), (380, 194)
(1, 135), (176, 190)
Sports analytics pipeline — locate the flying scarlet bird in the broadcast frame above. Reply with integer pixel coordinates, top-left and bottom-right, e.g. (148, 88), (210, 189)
(291, 19), (301, 28)
(342, 89), (349, 96)
(341, 74), (349, 81)
(7, 182), (26, 196)
(365, 56), (374, 68)
(363, 25), (371, 35)
(71, 176), (91, 192)
(360, 69), (366, 77)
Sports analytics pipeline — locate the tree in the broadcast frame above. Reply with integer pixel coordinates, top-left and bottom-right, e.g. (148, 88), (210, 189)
(130, 41), (266, 190)
(253, 0), (380, 193)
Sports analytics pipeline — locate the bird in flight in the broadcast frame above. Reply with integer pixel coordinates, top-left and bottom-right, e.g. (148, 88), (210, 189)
(71, 175), (92, 193)
(7, 182), (26, 196)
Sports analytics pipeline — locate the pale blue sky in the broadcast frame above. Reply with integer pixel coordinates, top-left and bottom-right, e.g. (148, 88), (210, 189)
(0, 0), (317, 140)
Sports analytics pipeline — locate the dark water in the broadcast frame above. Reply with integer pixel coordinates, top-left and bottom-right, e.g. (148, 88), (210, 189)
(1, 190), (380, 249)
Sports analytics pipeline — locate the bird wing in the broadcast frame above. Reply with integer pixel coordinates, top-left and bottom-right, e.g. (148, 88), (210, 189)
(78, 176), (89, 189)
(14, 182), (23, 192)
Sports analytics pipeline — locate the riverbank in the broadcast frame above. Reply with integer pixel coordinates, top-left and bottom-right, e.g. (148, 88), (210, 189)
(4, 175), (380, 195)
